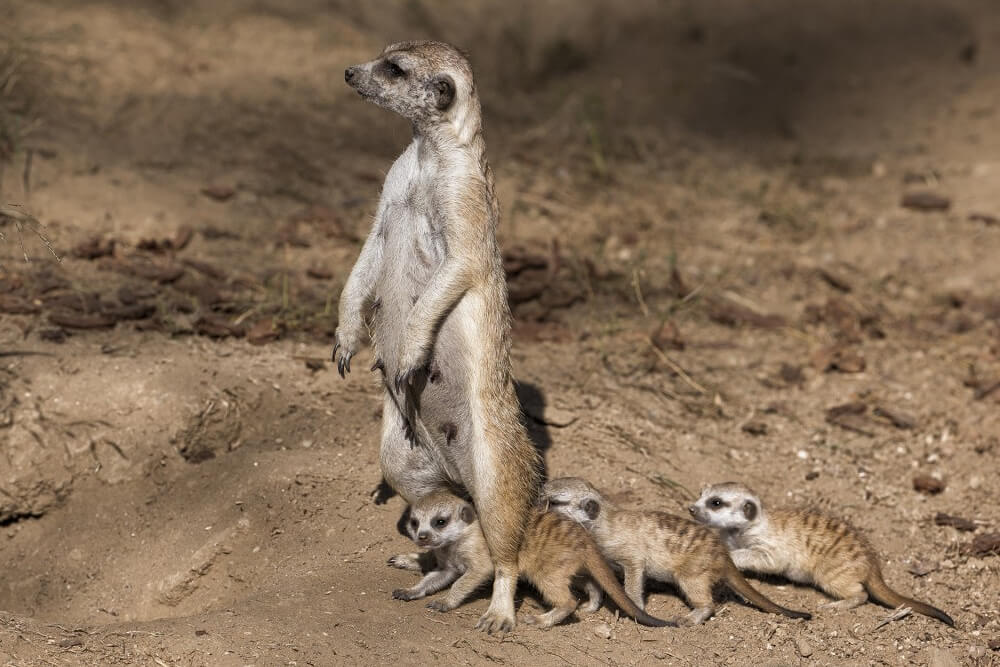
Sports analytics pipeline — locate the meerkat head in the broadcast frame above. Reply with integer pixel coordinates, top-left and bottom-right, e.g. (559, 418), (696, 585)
(344, 41), (477, 135)
(405, 490), (477, 549)
(541, 477), (606, 528)
(689, 482), (763, 532)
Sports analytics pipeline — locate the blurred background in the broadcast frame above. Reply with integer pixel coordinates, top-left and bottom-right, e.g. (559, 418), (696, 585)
(1, 1), (998, 665)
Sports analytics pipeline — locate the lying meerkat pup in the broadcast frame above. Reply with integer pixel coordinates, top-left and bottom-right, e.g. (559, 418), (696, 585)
(388, 490), (674, 629)
(335, 41), (541, 634)
(541, 478), (811, 626)
(689, 482), (954, 626)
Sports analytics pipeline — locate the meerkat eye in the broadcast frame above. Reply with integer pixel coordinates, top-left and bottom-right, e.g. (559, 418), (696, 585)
(434, 517), (448, 528)
(386, 61), (405, 78)
(709, 498), (723, 508)
(409, 518), (418, 531)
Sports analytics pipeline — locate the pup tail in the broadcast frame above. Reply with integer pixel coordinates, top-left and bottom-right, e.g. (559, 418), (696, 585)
(865, 569), (954, 627)
(581, 536), (676, 627)
(723, 561), (812, 620)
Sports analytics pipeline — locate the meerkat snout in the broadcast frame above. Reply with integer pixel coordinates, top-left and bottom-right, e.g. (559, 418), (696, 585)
(345, 66), (358, 83)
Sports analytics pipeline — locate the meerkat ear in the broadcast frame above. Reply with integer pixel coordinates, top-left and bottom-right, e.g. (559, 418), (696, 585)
(583, 499), (600, 520)
(431, 74), (455, 111)
(742, 500), (758, 521)
(459, 503), (477, 524)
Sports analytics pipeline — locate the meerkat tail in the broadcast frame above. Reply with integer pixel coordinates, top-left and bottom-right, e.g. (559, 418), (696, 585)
(723, 562), (812, 620)
(580, 541), (675, 627)
(864, 570), (954, 626)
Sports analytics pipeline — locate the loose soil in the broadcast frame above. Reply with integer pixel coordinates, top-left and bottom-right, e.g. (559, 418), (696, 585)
(1, 1), (999, 665)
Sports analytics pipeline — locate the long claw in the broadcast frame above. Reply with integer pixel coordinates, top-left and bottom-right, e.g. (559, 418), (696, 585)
(331, 341), (340, 363)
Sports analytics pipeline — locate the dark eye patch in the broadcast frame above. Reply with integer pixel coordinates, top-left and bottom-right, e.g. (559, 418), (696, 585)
(708, 497), (727, 509)
(433, 515), (449, 528)
(384, 60), (406, 78)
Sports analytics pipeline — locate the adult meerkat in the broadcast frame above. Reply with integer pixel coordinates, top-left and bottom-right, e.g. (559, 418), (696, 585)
(689, 482), (954, 626)
(541, 478), (811, 626)
(388, 490), (674, 629)
(334, 41), (540, 633)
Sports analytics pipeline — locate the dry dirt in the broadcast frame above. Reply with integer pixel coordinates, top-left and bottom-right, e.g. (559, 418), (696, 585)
(1, 1), (999, 665)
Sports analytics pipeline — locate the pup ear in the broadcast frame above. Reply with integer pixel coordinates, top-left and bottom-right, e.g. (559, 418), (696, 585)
(460, 503), (477, 524)
(431, 75), (455, 111)
(583, 499), (600, 520)
(742, 500), (758, 521)
(396, 505), (413, 538)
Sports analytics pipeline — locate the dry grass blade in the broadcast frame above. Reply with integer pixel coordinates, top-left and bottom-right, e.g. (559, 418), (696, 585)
(872, 605), (912, 631)
(0, 203), (62, 263)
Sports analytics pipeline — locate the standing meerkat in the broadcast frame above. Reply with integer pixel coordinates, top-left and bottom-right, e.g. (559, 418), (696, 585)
(334, 41), (540, 633)
(541, 477), (811, 626)
(388, 490), (674, 629)
(689, 482), (954, 626)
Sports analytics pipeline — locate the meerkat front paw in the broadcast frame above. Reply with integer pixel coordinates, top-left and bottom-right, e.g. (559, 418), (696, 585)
(392, 588), (424, 601)
(332, 328), (359, 378)
(387, 554), (422, 572)
(427, 599), (458, 613)
(394, 342), (430, 391)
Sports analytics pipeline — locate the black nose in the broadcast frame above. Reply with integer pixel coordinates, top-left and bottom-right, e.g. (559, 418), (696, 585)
(688, 506), (696, 515)
(417, 531), (429, 543)
(345, 67), (357, 83)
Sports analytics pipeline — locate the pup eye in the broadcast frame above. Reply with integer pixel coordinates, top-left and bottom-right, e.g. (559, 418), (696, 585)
(548, 499), (566, 506)
(409, 518), (418, 530)
(709, 498), (724, 508)
(434, 517), (448, 527)
(386, 61), (405, 78)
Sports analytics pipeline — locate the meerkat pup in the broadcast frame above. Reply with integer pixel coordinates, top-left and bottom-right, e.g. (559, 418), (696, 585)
(689, 482), (954, 626)
(388, 490), (674, 629)
(541, 477), (812, 626)
(334, 42), (540, 634)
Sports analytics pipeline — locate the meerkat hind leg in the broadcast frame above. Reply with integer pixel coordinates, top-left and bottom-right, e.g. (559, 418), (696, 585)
(818, 581), (868, 611)
(522, 577), (579, 630)
(579, 580), (603, 614)
(676, 576), (716, 626)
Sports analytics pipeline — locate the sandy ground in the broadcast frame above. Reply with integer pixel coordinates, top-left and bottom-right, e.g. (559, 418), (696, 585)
(1, 1), (999, 665)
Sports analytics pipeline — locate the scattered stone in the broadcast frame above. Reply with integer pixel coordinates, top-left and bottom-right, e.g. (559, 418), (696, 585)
(901, 191), (951, 211)
(779, 363), (805, 386)
(794, 637), (813, 657)
(805, 471), (820, 481)
(37, 327), (68, 343)
(913, 475), (945, 495)
(651, 320), (684, 351)
(306, 266), (333, 280)
(195, 629), (209, 637)
(934, 513), (976, 532)
(72, 236), (115, 260)
(57, 637), (83, 648)
(907, 559), (938, 577)
(304, 358), (325, 372)
(969, 212), (998, 226)
(201, 184), (236, 201)
(988, 638), (1000, 651)
(708, 296), (786, 329)
(48, 311), (116, 329)
(194, 315), (245, 339)
(742, 420), (768, 436)
(247, 318), (279, 345)
(873, 405), (916, 430)
(0, 294), (40, 314)
(817, 266), (853, 292)
(965, 532), (1000, 557)
(825, 402), (875, 436)
(592, 622), (613, 639)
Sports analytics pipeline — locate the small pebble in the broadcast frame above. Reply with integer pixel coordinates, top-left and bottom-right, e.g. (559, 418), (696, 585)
(795, 637), (814, 657)
(593, 622), (612, 639)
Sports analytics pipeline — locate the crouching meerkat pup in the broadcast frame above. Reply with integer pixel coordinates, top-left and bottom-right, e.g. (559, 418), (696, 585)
(541, 477), (812, 626)
(388, 490), (674, 628)
(334, 41), (540, 633)
(689, 482), (954, 626)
